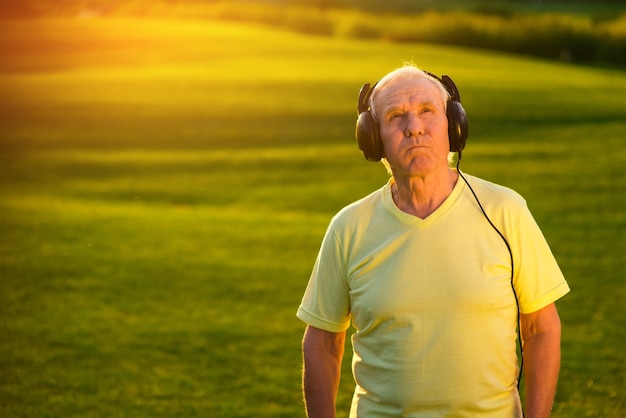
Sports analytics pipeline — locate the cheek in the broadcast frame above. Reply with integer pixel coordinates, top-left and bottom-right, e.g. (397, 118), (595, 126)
(379, 126), (394, 151)
(379, 122), (398, 139)
(379, 125), (400, 149)
(433, 119), (450, 147)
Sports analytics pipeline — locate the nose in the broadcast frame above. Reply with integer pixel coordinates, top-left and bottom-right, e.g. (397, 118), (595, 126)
(404, 113), (424, 138)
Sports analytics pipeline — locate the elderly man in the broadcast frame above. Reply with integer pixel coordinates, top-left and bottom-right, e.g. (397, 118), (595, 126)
(297, 65), (569, 417)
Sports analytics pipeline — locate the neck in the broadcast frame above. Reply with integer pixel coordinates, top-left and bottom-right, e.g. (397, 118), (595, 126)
(391, 169), (459, 219)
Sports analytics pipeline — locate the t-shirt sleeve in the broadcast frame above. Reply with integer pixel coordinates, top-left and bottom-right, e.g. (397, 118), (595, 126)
(297, 222), (351, 332)
(511, 205), (570, 314)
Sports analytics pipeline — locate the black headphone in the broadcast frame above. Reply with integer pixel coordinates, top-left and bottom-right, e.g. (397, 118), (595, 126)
(355, 72), (469, 162)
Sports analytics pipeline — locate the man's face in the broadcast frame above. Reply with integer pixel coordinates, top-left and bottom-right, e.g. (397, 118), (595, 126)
(376, 77), (450, 180)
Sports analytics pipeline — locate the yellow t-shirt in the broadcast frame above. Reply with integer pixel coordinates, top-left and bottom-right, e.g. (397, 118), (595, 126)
(297, 173), (570, 417)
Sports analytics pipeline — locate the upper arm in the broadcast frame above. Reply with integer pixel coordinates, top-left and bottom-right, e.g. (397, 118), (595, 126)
(520, 303), (561, 342)
(303, 325), (346, 360)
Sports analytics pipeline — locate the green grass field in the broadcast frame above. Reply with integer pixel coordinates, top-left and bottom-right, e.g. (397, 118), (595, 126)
(1, 16), (625, 417)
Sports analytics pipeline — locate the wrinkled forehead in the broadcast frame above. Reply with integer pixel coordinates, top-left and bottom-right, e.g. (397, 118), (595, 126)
(373, 76), (446, 115)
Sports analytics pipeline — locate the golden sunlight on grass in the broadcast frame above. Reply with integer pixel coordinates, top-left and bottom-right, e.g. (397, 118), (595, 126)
(1, 13), (625, 417)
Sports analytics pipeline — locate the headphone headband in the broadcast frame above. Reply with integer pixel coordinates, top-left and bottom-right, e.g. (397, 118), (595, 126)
(357, 83), (373, 114)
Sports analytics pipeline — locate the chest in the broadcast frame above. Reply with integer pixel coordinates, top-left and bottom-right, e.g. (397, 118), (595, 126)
(345, 214), (515, 330)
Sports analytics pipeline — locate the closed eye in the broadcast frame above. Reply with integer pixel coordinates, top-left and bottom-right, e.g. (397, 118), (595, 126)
(385, 111), (405, 123)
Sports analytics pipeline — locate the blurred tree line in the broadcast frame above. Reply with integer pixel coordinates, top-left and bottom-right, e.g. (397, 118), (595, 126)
(2, 0), (624, 68)
(2, 0), (624, 18)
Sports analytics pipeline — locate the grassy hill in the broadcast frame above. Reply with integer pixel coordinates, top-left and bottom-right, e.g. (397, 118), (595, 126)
(1, 17), (625, 417)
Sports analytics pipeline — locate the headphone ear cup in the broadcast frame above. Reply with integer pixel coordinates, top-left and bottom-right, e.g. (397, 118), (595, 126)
(446, 100), (468, 152)
(356, 111), (383, 162)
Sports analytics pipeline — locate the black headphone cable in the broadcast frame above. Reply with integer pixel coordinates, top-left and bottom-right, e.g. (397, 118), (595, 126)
(456, 161), (524, 393)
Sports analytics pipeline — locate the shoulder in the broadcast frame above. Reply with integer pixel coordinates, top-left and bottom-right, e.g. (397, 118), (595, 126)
(329, 182), (388, 231)
(459, 172), (531, 231)
(461, 173), (527, 209)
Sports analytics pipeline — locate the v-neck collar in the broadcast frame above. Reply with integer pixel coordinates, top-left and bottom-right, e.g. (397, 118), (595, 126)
(382, 173), (465, 227)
